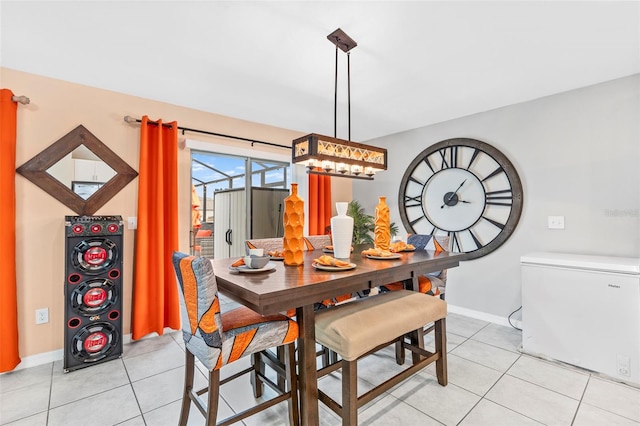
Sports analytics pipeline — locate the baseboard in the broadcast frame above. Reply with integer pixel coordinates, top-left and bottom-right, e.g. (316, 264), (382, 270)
(448, 304), (522, 330)
(3, 349), (64, 372)
(1, 328), (177, 373)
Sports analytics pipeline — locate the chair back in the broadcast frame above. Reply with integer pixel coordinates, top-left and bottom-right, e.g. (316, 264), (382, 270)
(172, 251), (224, 369)
(245, 237), (283, 254)
(304, 235), (332, 250)
(245, 235), (332, 254)
(406, 234), (450, 294)
(433, 235), (450, 283)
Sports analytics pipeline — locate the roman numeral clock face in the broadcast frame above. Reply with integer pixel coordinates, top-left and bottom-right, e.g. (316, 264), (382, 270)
(399, 138), (523, 260)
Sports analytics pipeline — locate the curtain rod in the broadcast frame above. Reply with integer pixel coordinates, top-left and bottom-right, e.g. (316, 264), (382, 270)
(123, 115), (291, 150)
(12, 95), (30, 105)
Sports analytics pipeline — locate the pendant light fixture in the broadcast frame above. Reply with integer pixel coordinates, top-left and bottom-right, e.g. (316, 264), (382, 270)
(292, 28), (387, 180)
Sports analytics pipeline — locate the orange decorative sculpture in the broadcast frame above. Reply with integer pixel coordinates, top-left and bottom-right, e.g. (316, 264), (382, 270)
(283, 183), (305, 266)
(374, 196), (390, 250)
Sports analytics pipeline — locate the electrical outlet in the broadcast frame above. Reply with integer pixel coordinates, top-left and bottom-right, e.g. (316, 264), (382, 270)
(127, 216), (137, 230)
(617, 354), (630, 377)
(35, 308), (49, 325)
(548, 215), (565, 229)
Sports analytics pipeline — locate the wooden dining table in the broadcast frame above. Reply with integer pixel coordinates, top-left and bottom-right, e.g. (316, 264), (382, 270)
(211, 245), (461, 426)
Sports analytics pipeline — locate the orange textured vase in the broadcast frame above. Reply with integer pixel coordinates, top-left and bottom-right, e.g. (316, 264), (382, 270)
(374, 196), (391, 250)
(283, 183), (305, 266)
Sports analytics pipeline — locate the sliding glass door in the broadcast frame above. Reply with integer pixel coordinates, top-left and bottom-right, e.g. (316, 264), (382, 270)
(191, 150), (290, 258)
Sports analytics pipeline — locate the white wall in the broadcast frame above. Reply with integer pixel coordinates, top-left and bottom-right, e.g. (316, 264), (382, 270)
(354, 74), (640, 320)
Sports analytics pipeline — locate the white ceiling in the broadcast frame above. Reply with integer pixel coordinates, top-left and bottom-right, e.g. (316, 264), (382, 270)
(2, 1), (639, 142)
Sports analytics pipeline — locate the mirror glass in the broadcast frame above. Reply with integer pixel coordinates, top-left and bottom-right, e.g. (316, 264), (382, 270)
(46, 144), (117, 200)
(17, 125), (138, 216)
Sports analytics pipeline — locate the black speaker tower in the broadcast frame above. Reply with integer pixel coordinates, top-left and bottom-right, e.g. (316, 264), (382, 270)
(64, 216), (124, 372)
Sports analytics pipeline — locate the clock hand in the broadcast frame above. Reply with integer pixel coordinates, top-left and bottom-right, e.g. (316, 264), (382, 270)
(440, 179), (467, 208)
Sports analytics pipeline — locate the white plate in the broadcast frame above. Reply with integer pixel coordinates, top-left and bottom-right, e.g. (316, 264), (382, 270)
(312, 262), (356, 271)
(229, 262), (277, 273)
(366, 254), (402, 260)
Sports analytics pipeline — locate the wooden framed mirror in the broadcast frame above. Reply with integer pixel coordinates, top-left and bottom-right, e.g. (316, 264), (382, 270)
(17, 125), (138, 215)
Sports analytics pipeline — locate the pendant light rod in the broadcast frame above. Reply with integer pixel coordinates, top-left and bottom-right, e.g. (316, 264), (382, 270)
(348, 51), (351, 142)
(334, 45), (338, 139)
(327, 28), (357, 142)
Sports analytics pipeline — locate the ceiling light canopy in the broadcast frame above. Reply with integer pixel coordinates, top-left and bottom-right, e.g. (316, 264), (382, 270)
(292, 28), (387, 180)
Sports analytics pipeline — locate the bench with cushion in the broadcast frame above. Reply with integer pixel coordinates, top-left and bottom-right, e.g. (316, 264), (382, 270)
(314, 289), (448, 425)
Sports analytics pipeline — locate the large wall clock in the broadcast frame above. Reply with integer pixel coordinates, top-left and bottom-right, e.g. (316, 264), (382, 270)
(398, 138), (523, 260)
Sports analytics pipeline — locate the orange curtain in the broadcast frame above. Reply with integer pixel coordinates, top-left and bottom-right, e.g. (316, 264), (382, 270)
(132, 116), (180, 340)
(308, 172), (332, 235)
(0, 89), (20, 372)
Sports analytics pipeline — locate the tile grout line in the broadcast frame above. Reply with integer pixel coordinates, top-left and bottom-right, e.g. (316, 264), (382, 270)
(46, 361), (53, 425)
(569, 374), (591, 426)
(120, 356), (147, 425)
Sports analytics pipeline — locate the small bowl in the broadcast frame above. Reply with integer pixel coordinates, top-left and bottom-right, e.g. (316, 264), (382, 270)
(243, 255), (270, 269)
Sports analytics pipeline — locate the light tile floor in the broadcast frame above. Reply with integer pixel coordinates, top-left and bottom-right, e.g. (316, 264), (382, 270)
(2, 311), (640, 425)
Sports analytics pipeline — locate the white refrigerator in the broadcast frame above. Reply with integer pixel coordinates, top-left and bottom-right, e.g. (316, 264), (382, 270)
(521, 252), (640, 385)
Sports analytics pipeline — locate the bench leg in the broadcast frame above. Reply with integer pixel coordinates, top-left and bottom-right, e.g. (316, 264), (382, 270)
(342, 360), (358, 426)
(395, 338), (405, 365)
(410, 327), (426, 364)
(435, 318), (448, 386)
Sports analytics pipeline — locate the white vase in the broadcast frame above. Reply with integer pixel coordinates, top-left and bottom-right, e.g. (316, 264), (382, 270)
(331, 202), (354, 259)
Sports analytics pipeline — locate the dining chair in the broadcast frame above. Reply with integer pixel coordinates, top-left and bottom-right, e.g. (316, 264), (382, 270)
(303, 234), (332, 251)
(382, 234), (450, 298)
(245, 237), (286, 256)
(381, 234), (450, 364)
(172, 252), (299, 426)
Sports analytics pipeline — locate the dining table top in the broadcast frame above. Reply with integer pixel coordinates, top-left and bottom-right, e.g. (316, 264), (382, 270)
(211, 244), (462, 316)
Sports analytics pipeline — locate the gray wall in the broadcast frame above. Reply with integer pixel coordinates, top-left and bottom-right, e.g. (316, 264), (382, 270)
(354, 74), (640, 320)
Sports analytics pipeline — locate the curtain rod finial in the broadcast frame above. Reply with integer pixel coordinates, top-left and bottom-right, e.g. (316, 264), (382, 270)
(12, 95), (30, 105)
(123, 115), (137, 124)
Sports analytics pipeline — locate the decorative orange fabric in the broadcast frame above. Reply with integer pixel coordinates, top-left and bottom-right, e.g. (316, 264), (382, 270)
(132, 116), (180, 340)
(308, 171), (331, 235)
(0, 89), (20, 372)
(381, 276), (439, 296)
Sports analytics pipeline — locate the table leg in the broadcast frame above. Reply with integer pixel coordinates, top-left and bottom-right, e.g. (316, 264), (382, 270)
(410, 275), (419, 292)
(296, 304), (319, 426)
(409, 274), (424, 364)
